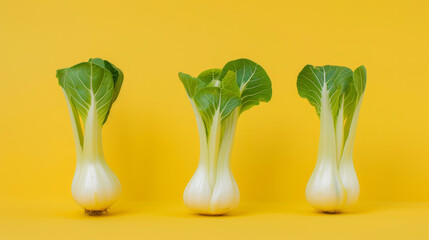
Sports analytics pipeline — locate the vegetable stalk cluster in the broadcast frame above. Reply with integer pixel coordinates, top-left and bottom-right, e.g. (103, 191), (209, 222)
(297, 65), (367, 213)
(179, 59), (272, 215)
(57, 58), (123, 214)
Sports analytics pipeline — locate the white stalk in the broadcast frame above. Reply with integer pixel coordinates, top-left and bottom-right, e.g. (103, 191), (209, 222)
(336, 97), (344, 165)
(71, 96), (121, 212)
(210, 109), (240, 214)
(339, 97), (363, 207)
(62, 89), (83, 189)
(207, 110), (222, 189)
(183, 105), (240, 215)
(183, 101), (214, 213)
(305, 84), (346, 213)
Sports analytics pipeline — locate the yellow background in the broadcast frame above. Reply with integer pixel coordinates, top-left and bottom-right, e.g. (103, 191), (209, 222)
(0, 0), (428, 239)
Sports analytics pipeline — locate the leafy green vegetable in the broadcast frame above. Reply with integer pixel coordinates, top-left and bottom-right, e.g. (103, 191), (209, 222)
(297, 64), (366, 213)
(57, 58), (123, 213)
(180, 59), (272, 215)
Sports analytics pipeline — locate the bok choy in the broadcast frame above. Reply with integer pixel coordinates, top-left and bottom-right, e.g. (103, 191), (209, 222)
(57, 58), (123, 215)
(179, 59), (272, 215)
(297, 65), (366, 213)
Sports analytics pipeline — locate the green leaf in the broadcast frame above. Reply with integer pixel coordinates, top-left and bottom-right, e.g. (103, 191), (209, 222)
(297, 65), (353, 119)
(344, 66), (366, 119)
(353, 65), (366, 99)
(219, 88), (241, 124)
(343, 79), (357, 121)
(221, 71), (240, 95)
(198, 69), (222, 85)
(60, 62), (115, 125)
(220, 59), (272, 114)
(88, 58), (123, 102)
(178, 72), (207, 98)
(88, 58), (124, 123)
(193, 85), (241, 133)
(194, 87), (220, 132)
(58, 68), (84, 148)
(88, 58), (104, 66)
(343, 65), (367, 141)
(57, 68), (67, 88)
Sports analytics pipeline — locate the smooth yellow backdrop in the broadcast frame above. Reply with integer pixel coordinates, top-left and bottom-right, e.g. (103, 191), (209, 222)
(0, 0), (428, 205)
(1, 201), (428, 240)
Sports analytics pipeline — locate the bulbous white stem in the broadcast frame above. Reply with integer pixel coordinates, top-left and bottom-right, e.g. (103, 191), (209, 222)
(338, 97), (363, 208)
(183, 157), (239, 215)
(209, 157), (240, 214)
(339, 157), (359, 207)
(306, 158), (346, 213)
(184, 108), (240, 215)
(72, 158), (121, 211)
(71, 98), (121, 211)
(306, 85), (346, 213)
